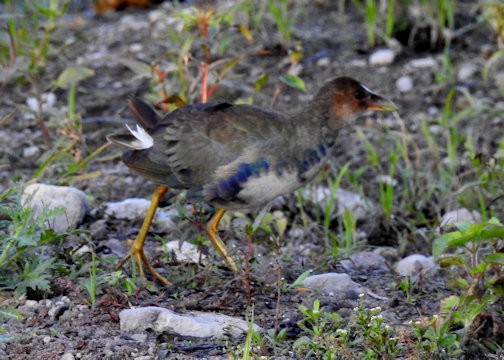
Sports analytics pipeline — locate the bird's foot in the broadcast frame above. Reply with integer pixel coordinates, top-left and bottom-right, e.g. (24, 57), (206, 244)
(115, 242), (171, 286)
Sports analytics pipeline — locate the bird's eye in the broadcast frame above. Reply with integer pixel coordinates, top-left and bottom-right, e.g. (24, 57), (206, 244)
(354, 89), (366, 100)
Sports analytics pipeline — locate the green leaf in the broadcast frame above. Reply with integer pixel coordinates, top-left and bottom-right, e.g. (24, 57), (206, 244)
(488, 217), (503, 226)
(238, 24), (254, 43)
(0, 307), (22, 321)
(452, 220), (472, 232)
(55, 66), (95, 89)
(486, 252), (504, 265)
(433, 231), (461, 259)
(440, 295), (460, 313)
(255, 73), (268, 92)
(439, 255), (466, 268)
(290, 269), (313, 288)
(217, 57), (241, 79)
(118, 59), (151, 78)
(280, 74), (306, 92)
(469, 262), (488, 275)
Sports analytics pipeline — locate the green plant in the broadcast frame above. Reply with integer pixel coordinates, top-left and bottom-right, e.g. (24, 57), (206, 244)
(83, 253), (98, 307)
(430, 217), (504, 353)
(350, 0), (398, 47)
(1, 0), (70, 143)
(0, 184), (64, 293)
(294, 295), (400, 359)
(265, 0), (291, 47)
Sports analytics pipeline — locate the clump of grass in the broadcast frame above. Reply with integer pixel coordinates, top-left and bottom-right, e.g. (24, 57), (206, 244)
(293, 296), (400, 359)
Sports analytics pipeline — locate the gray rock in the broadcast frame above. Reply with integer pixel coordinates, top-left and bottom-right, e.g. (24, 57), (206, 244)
(369, 48), (395, 67)
(130, 333), (148, 343)
(302, 273), (364, 298)
(22, 183), (89, 232)
(373, 247), (399, 263)
(341, 251), (389, 274)
(440, 208), (481, 228)
(395, 254), (435, 276)
(163, 240), (204, 263)
(119, 306), (261, 338)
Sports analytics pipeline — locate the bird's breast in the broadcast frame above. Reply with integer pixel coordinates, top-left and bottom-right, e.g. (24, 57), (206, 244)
(234, 170), (303, 209)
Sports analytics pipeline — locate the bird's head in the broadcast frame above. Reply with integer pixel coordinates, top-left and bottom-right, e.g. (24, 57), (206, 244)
(313, 77), (397, 130)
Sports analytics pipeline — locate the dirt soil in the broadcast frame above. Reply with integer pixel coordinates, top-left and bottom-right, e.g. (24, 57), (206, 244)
(1, 1), (504, 359)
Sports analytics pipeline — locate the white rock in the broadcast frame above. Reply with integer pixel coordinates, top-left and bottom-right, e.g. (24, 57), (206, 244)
(440, 208), (482, 228)
(23, 145), (40, 158)
(162, 240), (204, 263)
(74, 244), (92, 256)
(369, 49), (395, 67)
(395, 254), (435, 276)
(119, 307), (261, 338)
(105, 199), (173, 223)
(395, 76), (413, 93)
(428, 124), (443, 135)
(316, 57), (330, 67)
(457, 63), (478, 81)
(129, 43), (143, 53)
(302, 273), (364, 297)
(335, 188), (374, 220)
(427, 106), (440, 115)
(59, 353), (75, 360)
(303, 187), (374, 221)
(26, 97), (39, 112)
(148, 9), (166, 23)
(408, 57), (437, 69)
(22, 183), (89, 232)
(26, 92), (56, 113)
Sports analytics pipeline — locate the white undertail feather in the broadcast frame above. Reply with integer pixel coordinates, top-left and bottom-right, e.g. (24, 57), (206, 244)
(126, 124), (153, 149)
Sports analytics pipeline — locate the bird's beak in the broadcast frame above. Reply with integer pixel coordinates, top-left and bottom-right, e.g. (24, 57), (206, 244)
(367, 96), (398, 112)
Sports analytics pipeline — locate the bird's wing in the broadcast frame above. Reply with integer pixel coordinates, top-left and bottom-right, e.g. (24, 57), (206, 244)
(150, 102), (290, 187)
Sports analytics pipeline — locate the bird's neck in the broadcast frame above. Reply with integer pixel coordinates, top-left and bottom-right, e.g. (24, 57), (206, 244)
(291, 105), (340, 150)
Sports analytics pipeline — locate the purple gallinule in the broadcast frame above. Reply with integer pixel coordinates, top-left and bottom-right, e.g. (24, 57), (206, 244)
(107, 77), (397, 285)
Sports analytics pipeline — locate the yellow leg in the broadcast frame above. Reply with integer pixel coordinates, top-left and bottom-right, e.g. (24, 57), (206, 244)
(115, 185), (171, 286)
(206, 208), (239, 272)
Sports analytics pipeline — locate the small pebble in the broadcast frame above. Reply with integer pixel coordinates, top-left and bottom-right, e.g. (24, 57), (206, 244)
(457, 63), (478, 81)
(369, 49), (395, 67)
(395, 76), (413, 93)
(129, 43), (143, 53)
(60, 353), (75, 360)
(408, 57), (437, 69)
(316, 57), (330, 67)
(23, 145), (40, 158)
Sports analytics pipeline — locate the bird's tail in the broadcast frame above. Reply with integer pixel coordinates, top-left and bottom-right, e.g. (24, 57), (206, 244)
(107, 98), (160, 150)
